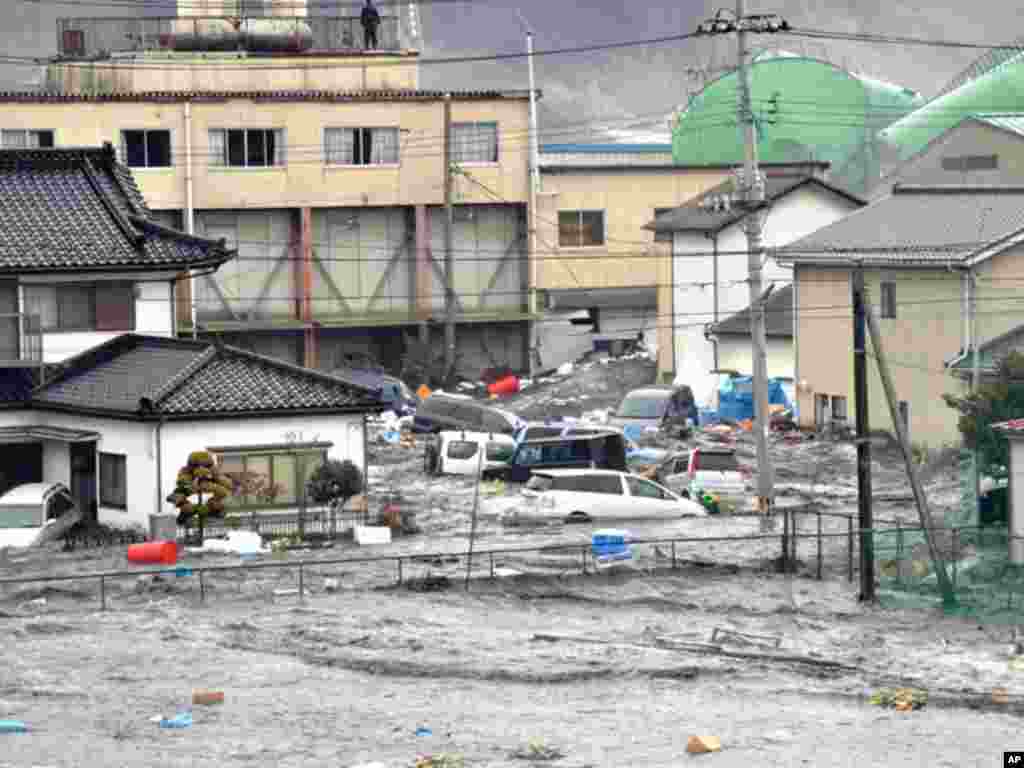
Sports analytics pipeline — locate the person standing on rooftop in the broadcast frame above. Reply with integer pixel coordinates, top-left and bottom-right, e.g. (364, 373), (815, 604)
(361, 0), (381, 50)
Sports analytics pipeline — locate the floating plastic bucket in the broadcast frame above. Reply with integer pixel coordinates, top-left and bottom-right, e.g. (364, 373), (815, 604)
(487, 375), (520, 397)
(127, 540), (178, 565)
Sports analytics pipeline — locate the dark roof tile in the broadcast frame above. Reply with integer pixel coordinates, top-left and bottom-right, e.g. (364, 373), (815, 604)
(32, 334), (383, 418)
(0, 145), (233, 273)
(711, 285), (794, 338)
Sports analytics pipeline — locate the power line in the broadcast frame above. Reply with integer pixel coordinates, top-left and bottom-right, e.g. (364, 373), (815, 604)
(785, 27), (1024, 52)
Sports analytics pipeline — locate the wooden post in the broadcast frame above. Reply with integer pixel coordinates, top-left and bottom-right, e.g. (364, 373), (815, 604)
(852, 267), (874, 601)
(99, 575), (106, 611)
(864, 285), (957, 607)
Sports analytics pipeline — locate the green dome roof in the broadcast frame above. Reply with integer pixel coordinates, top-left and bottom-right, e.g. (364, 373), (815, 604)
(880, 49), (1024, 161)
(672, 52), (923, 194)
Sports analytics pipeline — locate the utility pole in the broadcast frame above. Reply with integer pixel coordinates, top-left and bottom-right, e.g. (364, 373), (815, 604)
(970, 270), (981, 510)
(443, 92), (456, 382)
(516, 11), (542, 375)
(852, 268), (873, 601)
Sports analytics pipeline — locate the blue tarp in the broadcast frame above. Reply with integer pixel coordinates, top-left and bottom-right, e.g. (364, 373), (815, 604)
(716, 376), (791, 423)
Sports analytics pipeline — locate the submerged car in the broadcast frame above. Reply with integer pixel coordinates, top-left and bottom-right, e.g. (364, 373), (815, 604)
(609, 385), (698, 441)
(424, 430), (517, 477)
(0, 482), (81, 549)
(505, 469), (707, 524)
(662, 447), (748, 512)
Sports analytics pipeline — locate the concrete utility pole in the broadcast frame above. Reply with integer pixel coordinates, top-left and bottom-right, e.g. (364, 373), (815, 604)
(518, 11), (543, 375)
(735, 0), (772, 515)
(852, 268), (873, 601)
(696, 6), (788, 517)
(443, 93), (456, 382)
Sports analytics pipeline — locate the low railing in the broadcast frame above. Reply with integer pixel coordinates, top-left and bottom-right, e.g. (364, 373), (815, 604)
(0, 312), (43, 369)
(56, 15), (402, 57)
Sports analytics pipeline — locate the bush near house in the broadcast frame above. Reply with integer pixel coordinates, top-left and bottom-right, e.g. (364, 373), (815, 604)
(943, 351), (1024, 473)
(307, 459), (364, 512)
(166, 450), (233, 542)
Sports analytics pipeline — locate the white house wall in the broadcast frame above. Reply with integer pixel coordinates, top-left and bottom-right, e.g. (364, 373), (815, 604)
(33, 411), (154, 529)
(672, 185), (859, 398)
(135, 281), (174, 337)
(715, 336), (794, 379)
(1012, 440), (1024, 564)
(159, 413), (366, 517)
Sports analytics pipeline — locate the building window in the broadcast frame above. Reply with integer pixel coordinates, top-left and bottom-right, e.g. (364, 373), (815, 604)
(941, 154), (998, 171)
(0, 129), (54, 149)
(215, 447), (327, 509)
(324, 127), (399, 165)
(208, 129), (284, 167)
(450, 122), (498, 163)
(653, 207), (675, 243)
(120, 129), (171, 168)
(831, 395), (848, 422)
(23, 282), (134, 332)
(880, 281), (897, 319)
(99, 453), (127, 509)
(558, 210), (605, 247)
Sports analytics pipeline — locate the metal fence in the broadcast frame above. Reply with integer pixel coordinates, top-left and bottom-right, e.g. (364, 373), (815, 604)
(56, 16), (401, 57)
(176, 502), (411, 542)
(5, 506), (1018, 618)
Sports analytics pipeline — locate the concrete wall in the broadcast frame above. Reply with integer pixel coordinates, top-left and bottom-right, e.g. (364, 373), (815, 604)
(673, 185), (860, 402)
(1, 97), (530, 211)
(1011, 439), (1024, 564)
(535, 167), (730, 379)
(715, 335), (793, 379)
(46, 53), (419, 93)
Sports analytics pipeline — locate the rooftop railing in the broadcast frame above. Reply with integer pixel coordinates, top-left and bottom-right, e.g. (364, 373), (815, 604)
(56, 15), (403, 58)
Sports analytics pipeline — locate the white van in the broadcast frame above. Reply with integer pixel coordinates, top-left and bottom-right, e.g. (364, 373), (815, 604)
(424, 431), (517, 477)
(0, 482), (81, 549)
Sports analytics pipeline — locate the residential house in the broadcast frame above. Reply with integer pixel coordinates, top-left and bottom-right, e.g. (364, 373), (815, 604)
(991, 418), (1024, 564)
(28, 5), (534, 381)
(644, 172), (864, 402)
(871, 113), (1024, 199)
(0, 145), (383, 530)
(707, 285), (794, 379)
(779, 184), (1024, 448)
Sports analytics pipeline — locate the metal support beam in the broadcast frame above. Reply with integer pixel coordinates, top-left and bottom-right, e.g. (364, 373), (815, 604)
(247, 247), (291, 322)
(367, 234), (414, 312)
(203, 274), (240, 321)
(414, 204), (432, 320)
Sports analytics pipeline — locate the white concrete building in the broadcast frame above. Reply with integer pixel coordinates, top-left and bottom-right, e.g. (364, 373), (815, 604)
(645, 173), (865, 404)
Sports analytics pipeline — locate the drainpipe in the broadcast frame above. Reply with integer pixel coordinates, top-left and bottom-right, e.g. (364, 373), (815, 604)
(705, 232), (720, 371)
(184, 100), (197, 340)
(154, 417), (164, 525)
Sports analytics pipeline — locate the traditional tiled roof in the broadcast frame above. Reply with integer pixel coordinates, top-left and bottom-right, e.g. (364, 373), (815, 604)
(0, 144), (234, 274)
(644, 175), (864, 234)
(32, 334), (384, 419)
(778, 185), (1024, 266)
(0, 90), (533, 104)
(711, 285), (794, 338)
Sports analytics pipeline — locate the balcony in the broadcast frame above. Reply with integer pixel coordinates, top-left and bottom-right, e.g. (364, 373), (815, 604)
(56, 15), (404, 58)
(0, 313), (43, 368)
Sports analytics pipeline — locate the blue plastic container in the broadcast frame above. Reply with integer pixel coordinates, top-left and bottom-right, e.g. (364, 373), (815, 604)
(159, 711), (193, 729)
(0, 720), (28, 733)
(592, 530), (632, 562)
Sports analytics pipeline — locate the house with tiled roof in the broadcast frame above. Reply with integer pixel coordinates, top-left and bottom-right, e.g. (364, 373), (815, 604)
(643, 172), (864, 404)
(0, 145), (385, 532)
(707, 285), (794, 380)
(777, 184), (1024, 448)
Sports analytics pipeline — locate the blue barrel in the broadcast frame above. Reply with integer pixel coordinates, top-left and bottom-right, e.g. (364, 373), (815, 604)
(592, 529), (631, 562)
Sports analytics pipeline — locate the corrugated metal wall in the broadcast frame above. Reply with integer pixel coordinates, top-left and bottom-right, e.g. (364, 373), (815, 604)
(428, 204), (526, 314)
(311, 208), (412, 319)
(194, 210), (294, 322)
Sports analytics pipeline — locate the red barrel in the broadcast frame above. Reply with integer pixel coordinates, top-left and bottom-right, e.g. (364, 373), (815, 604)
(487, 375), (519, 396)
(127, 541), (178, 565)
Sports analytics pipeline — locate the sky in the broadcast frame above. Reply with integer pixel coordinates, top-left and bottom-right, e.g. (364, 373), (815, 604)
(3, 0), (1023, 141)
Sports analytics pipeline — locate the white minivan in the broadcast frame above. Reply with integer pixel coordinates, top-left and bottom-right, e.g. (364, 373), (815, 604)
(506, 469), (707, 524)
(424, 431), (517, 477)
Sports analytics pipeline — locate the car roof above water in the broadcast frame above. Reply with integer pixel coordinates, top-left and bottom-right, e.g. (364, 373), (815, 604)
(0, 482), (67, 506)
(532, 468), (627, 478)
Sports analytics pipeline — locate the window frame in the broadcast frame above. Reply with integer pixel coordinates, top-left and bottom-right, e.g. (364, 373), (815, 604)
(99, 452), (127, 510)
(120, 128), (172, 169)
(208, 128), (285, 168)
(557, 210), (606, 248)
(23, 282), (135, 333)
(0, 129), (55, 149)
(214, 446), (328, 510)
(323, 126), (401, 167)
(450, 121), (499, 165)
(880, 280), (897, 319)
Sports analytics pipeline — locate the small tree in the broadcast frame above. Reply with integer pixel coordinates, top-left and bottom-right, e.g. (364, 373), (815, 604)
(166, 450), (233, 542)
(307, 459), (364, 524)
(943, 351), (1024, 474)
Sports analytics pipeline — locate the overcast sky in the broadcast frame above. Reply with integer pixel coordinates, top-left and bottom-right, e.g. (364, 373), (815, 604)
(4, 1), (1022, 140)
